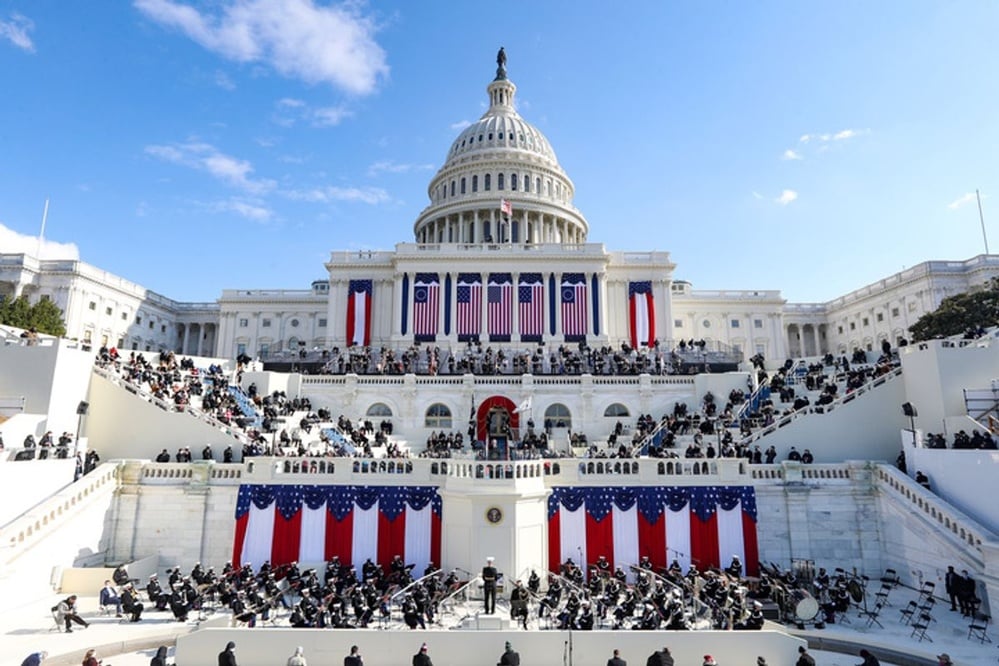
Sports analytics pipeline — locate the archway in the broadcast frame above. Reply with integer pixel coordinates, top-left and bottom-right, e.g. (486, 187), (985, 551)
(474, 395), (520, 458)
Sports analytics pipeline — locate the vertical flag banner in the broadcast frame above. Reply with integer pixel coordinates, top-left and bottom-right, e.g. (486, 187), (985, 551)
(233, 485), (443, 576)
(561, 273), (588, 342)
(456, 273), (482, 342)
(628, 281), (655, 348)
(547, 485), (758, 579)
(518, 273), (544, 343)
(488, 273), (513, 342)
(346, 279), (373, 347)
(413, 273), (440, 342)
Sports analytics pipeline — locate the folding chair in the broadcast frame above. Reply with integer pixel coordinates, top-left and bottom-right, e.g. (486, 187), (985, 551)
(910, 612), (933, 642)
(969, 613), (992, 643)
(874, 583), (893, 607)
(880, 568), (900, 588)
(49, 608), (63, 633)
(899, 600), (918, 625)
(859, 602), (884, 629)
(917, 581), (935, 604)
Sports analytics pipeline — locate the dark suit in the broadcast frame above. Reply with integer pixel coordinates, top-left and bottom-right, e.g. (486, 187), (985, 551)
(482, 564), (498, 613)
(499, 649), (520, 666)
(218, 648), (237, 666)
(608, 657), (627, 666)
(646, 650), (674, 666)
(412, 651), (433, 666)
(344, 655), (363, 666)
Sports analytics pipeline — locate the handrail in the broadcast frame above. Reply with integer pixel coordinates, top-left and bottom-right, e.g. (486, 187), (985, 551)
(627, 564), (713, 627)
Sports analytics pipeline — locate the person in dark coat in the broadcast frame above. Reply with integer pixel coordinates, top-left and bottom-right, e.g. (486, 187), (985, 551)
(218, 641), (237, 666)
(150, 646), (170, 666)
(646, 646), (674, 666)
(412, 643), (433, 666)
(343, 645), (363, 666)
(498, 641), (520, 666)
(607, 649), (627, 666)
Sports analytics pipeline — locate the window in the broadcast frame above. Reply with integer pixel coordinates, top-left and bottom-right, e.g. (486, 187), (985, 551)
(367, 402), (393, 418)
(756, 344), (766, 355)
(838, 326), (844, 334)
(318, 318), (327, 328)
(876, 313), (884, 322)
(118, 337), (125, 348)
(148, 321), (154, 329)
(239, 318), (249, 328)
(892, 307), (900, 318)
(83, 330), (92, 343)
(237, 343), (247, 357)
(862, 317), (869, 327)
(105, 307), (112, 316)
(908, 302), (916, 313)
(259, 343), (269, 358)
(511, 174), (518, 190)
(424, 403), (453, 428)
(136, 316), (142, 324)
(40, 294), (50, 301)
(499, 132), (504, 140)
(161, 325), (166, 333)
(731, 320), (740, 328)
(89, 301), (96, 311)
(121, 312), (128, 320)
(498, 173), (505, 190)
(544, 403), (572, 431)
(536, 177), (541, 193)
(603, 403), (629, 417)
(472, 175), (478, 192)
(850, 322), (856, 331)
(754, 319), (763, 329)
(450, 181), (455, 197)
(460, 177), (466, 194)
(485, 174), (491, 191)
(262, 319), (271, 328)
(524, 175), (530, 192)
(674, 319), (683, 328)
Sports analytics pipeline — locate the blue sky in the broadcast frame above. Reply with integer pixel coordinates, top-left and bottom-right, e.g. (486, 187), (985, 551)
(2, 1), (998, 304)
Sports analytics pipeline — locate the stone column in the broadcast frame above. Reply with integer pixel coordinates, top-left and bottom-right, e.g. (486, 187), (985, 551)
(181, 324), (190, 356)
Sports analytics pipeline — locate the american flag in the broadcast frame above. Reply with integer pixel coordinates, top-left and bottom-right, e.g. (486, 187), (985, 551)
(501, 199), (512, 217)
(561, 273), (587, 341)
(547, 485), (758, 580)
(413, 273), (439, 341)
(518, 273), (544, 342)
(487, 273), (512, 341)
(456, 274), (482, 341)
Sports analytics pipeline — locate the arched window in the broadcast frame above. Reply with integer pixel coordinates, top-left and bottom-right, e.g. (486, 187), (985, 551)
(367, 402), (393, 418)
(425, 403), (452, 428)
(498, 173), (505, 190)
(536, 177), (541, 194)
(524, 174), (531, 192)
(472, 175), (478, 192)
(544, 403), (572, 430)
(460, 177), (466, 194)
(603, 403), (630, 418)
(450, 181), (456, 197)
(511, 174), (518, 191)
(485, 174), (491, 191)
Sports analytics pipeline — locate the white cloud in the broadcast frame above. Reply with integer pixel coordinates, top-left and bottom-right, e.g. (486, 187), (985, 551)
(277, 97), (305, 108)
(450, 120), (472, 131)
(775, 189), (798, 205)
(311, 105), (351, 127)
(948, 192), (977, 210)
(751, 191), (764, 200)
(134, 0), (389, 94)
(781, 149), (802, 161)
(0, 222), (79, 260)
(799, 128), (868, 144)
(833, 129), (858, 141)
(214, 70), (236, 90)
(210, 198), (273, 221)
(145, 141), (276, 193)
(285, 185), (389, 205)
(0, 12), (35, 52)
(367, 160), (434, 177)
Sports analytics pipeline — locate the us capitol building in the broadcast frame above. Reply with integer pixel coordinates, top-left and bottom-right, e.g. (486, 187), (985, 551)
(2, 53), (998, 366)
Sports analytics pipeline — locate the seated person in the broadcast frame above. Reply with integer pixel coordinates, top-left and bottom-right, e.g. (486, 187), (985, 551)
(121, 583), (144, 622)
(99, 580), (123, 616)
(54, 595), (89, 633)
(113, 564), (132, 586)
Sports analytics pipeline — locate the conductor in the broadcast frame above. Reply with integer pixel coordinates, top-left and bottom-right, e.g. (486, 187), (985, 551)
(482, 557), (498, 614)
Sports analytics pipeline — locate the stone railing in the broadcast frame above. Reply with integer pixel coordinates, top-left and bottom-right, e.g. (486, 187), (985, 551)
(134, 461), (244, 486)
(1, 462), (118, 564)
(301, 372), (697, 390)
(875, 464), (995, 551)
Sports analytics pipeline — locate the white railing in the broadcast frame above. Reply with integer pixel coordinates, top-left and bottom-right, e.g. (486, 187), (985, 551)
(1, 462), (118, 564)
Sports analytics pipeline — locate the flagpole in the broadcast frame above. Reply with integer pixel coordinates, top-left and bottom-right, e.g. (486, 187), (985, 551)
(977, 189), (990, 255)
(36, 198), (49, 259)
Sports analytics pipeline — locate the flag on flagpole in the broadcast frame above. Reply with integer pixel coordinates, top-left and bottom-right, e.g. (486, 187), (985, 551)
(233, 484), (442, 575)
(546, 485), (758, 580)
(346, 279), (373, 347)
(501, 199), (512, 217)
(514, 396), (532, 414)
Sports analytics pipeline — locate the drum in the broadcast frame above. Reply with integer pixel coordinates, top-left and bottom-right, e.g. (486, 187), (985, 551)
(846, 579), (864, 603)
(789, 589), (819, 621)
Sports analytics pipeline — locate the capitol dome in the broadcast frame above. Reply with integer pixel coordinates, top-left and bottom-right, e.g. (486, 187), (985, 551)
(413, 50), (589, 245)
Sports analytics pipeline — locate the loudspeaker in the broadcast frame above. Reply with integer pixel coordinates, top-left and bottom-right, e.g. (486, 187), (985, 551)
(902, 402), (917, 417)
(76, 401), (89, 416)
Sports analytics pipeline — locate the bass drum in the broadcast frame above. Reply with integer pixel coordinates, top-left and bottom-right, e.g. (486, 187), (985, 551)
(789, 589), (820, 622)
(846, 579), (865, 603)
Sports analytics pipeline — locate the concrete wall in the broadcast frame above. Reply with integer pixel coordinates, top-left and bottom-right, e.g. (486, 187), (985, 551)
(85, 374), (244, 460)
(908, 446), (999, 535)
(177, 626), (806, 666)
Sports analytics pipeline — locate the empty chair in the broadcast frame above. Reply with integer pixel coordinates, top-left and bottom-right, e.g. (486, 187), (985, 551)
(899, 600), (918, 625)
(859, 601), (884, 629)
(880, 568), (900, 588)
(968, 612), (991, 644)
(910, 612), (933, 642)
(917, 581), (936, 604)
(874, 583), (893, 607)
